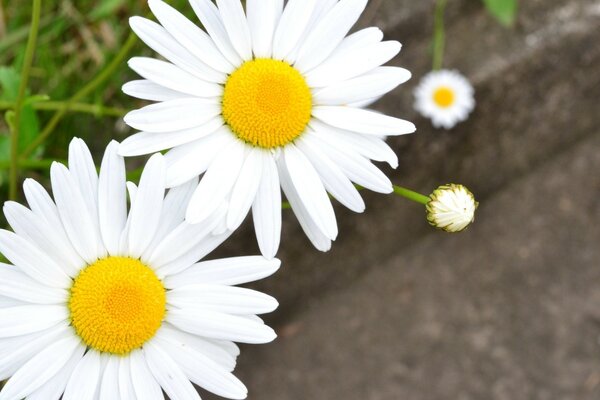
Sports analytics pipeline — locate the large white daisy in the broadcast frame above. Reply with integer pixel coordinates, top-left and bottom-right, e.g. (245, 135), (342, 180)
(0, 138), (279, 400)
(120, 0), (415, 258)
(414, 69), (475, 129)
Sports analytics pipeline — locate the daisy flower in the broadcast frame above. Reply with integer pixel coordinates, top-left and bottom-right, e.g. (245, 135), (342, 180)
(0, 138), (279, 400)
(120, 0), (415, 258)
(414, 69), (475, 129)
(426, 184), (478, 232)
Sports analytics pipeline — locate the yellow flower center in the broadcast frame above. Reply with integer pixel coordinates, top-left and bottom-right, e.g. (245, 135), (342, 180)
(433, 86), (455, 108)
(69, 257), (166, 355)
(222, 58), (312, 149)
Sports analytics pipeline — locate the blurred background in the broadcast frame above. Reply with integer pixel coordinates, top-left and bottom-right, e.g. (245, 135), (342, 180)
(1, 0), (600, 399)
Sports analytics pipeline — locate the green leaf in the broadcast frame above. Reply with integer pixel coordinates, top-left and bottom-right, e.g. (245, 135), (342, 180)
(482, 0), (518, 26)
(90, 0), (126, 20)
(0, 66), (42, 161)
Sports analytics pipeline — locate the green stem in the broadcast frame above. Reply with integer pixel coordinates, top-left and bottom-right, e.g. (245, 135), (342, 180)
(281, 185), (431, 210)
(0, 100), (126, 117)
(20, 31), (138, 159)
(393, 185), (431, 205)
(9, 0), (42, 200)
(432, 0), (447, 71)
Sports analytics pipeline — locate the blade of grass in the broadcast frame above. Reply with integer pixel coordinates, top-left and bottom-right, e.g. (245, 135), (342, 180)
(9, 0), (41, 200)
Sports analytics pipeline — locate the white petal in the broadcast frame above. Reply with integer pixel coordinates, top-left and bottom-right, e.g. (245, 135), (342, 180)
(129, 16), (226, 83)
(99, 356), (120, 400)
(164, 256), (280, 288)
(26, 342), (85, 400)
(3, 202), (82, 277)
(306, 131), (392, 193)
(0, 305), (67, 338)
(295, 0), (367, 72)
(247, 0), (283, 58)
(120, 118), (224, 157)
(282, 144), (338, 240)
(146, 206), (226, 270)
(272, 0), (316, 60)
(185, 138), (246, 224)
(0, 296), (24, 308)
(216, 0), (253, 60)
(313, 66), (411, 105)
(0, 333), (82, 400)
(0, 229), (71, 288)
(311, 119), (398, 167)
(67, 138), (99, 225)
(22, 179), (63, 231)
(155, 332), (247, 399)
(124, 98), (221, 132)
(167, 308), (276, 344)
(128, 57), (223, 98)
(144, 342), (201, 400)
(63, 350), (103, 400)
(296, 135), (365, 212)
(129, 350), (164, 400)
(146, 177), (199, 252)
(0, 266), (67, 304)
(126, 154), (166, 258)
(164, 127), (231, 188)
(123, 79), (190, 102)
(336, 26), (383, 52)
(189, 0), (243, 67)
(126, 182), (138, 204)
(157, 230), (233, 279)
(306, 40), (401, 87)
(277, 156), (332, 251)
(0, 323), (69, 381)
(168, 283), (278, 315)
(252, 153), (281, 259)
(227, 148), (263, 230)
(156, 325), (237, 371)
(285, 0), (338, 63)
(98, 141), (127, 256)
(118, 356), (137, 400)
(50, 162), (103, 263)
(148, 0), (234, 73)
(313, 106), (416, 136)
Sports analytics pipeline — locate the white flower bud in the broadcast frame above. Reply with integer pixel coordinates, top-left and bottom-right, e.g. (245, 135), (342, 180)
(426, 184), (478, 232)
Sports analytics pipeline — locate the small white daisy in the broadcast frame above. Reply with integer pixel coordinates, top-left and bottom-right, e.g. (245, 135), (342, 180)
(426, 184), (478, 232)
(0, 138), (279, 400)
(120, 0), (415, 258)
(414, 69), (475, 129)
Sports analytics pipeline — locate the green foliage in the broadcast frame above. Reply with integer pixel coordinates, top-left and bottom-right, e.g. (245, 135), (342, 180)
(0, 67), (41, 165)
(482, 0), (518, 26)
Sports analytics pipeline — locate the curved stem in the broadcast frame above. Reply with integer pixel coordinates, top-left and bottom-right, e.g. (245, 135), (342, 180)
(281, 184), (431, 210)
(9, 0), (42, 200)
(393, 185), (430, 205)
(20, 31), (138, 159)
(432, 0), (447, 71)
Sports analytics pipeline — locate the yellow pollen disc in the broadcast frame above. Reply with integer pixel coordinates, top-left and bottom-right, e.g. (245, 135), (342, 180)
(433, 86), (455, 108)
(69, 257), (166, 355)
(222, 58), (313, 149)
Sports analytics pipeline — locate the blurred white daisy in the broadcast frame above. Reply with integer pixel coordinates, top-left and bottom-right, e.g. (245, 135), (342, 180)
(0, 138), (279, 400)
(426, 184), (478, 232)
(120, 0), (415, 257)
(414, 69), (475, 129)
